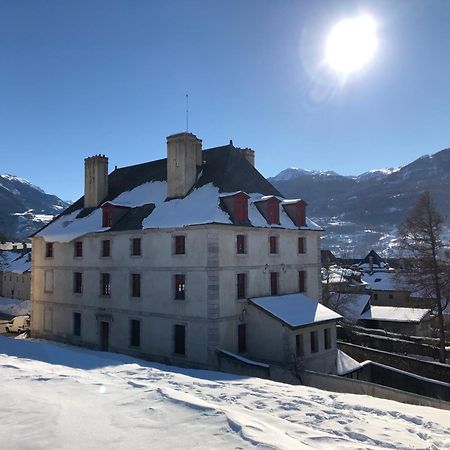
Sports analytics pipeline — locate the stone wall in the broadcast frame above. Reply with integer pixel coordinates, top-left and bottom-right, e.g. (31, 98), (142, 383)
(302, 370), (450, 410)
(338, 341), (450, 383)
(337, 325), (444, 360)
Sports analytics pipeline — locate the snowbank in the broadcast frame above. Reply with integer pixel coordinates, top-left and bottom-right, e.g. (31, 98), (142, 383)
(1, 337), (448, 449)
(0, 296), (30, 316)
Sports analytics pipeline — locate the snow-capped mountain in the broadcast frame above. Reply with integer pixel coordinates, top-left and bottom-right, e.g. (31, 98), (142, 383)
(269, 148), (450, 256)
(0, 174), (69, 240)
(271, 167), (340, 182)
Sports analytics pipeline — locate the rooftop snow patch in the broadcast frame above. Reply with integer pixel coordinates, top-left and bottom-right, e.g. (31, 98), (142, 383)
(34, 145), (323, 242)
(360, 306), (430, 323)
(250, 293), (341, 328)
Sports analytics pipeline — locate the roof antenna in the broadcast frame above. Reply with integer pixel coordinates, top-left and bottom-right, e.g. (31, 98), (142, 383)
(185, 93), (189, 132)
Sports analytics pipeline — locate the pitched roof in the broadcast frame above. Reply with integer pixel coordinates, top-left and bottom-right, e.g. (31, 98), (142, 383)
(360, 306), (430, 323)
(249, 293), (341, 328)
(35, 143), (322, 242)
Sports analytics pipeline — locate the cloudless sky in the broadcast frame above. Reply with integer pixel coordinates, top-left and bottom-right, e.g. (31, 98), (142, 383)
(1, 0), (450, 200)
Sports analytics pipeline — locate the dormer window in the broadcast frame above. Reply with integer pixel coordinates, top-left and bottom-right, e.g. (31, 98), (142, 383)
(220, 191), (250, 224)
(282, 199), (308, 227)
(254, 196), (281, 225)
(102, 204), (114, 227)
(101, 202), (130, 228)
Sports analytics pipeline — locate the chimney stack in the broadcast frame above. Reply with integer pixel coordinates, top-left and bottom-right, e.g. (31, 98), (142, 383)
(167, 132), (202, 198)
(84, 155), (108, 208)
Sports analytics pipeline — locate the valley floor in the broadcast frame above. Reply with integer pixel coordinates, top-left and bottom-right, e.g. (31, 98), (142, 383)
(0, 336), (449, 449)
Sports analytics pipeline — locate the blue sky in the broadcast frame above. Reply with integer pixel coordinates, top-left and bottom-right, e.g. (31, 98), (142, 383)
(1, 0), (450, 200)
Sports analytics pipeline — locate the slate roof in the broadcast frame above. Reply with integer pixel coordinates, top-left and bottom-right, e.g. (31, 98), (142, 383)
(64, 145), (280, 218)
(35, 143), (322, 242)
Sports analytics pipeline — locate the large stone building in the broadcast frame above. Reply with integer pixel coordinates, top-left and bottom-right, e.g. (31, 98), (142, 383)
(31, 132), (340, 374)
(0, 248), (31, 300)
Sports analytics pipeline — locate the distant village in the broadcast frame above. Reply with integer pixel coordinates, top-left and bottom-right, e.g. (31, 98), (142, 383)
(0, 132), (448, 409)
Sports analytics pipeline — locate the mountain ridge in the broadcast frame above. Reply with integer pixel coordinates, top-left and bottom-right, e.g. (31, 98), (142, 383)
(0, 174), (68, 241)
(269, 147), (450, 256)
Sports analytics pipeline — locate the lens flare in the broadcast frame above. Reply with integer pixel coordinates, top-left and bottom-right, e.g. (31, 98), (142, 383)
(325, 15), (378, 74)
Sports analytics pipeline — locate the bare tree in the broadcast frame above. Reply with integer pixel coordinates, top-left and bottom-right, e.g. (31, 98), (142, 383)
(396, 192), (449, 362)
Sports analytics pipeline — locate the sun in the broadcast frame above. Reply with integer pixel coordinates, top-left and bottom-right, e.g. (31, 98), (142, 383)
(325, 15), (378, 74)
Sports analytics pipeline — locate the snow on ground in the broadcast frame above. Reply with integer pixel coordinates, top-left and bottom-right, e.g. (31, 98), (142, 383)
(0, 296), (30, 316)
(0, 337), (449, 449)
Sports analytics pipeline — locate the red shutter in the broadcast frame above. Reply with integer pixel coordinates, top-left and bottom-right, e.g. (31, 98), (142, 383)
(102, 240), (111, 257)
(269, 236), (278, 254)
(102, 204), (114, 227)
(298, 271), (305, 292)
(175, 236), (185, 254)
(237, 273), (246, 299)
(270, 272), (278, 295)
(236, 235), (245, 254)
(298, 237), (305, 254)
(234, 194), (248, 222)
(267, 198), (280, 224)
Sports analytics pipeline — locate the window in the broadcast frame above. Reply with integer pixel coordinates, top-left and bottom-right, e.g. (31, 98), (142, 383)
(102, 204), (113, 227)
(236, 235), (246, 254)
(298, 237), (305, 254)
(174, 324), (185, 355)
(73, 312), (81, 337)
(129, 319), (141, 347)
(298, 271), (306, 293)
(73, 272), (83, 294)
(269, 236), (278, 254)
(310, 330), (319, 353)
(101, 240), (111, 257)
(131, 273), (141, 298)
(296, 334), (304, 357)
(44, 270), (54, 293)
(74, 241), (83, 257)
(388, 294), (393, 300)
(238, 324), (246, 353)
(267, 201), (280, 224)
(324, 328), (332, 350)
(174, 235), (185, 255)
(131, 238), (141, 256)
(270, 272), (278, 296)
(45, 242), (53, 258)
(174, 274), (185, 300)
(234, 195), (248, 222)
(237, 273), (246, 299)
(101, 273), (111, 296)
(373, 293), (378, 300)
(44, 307), (53, 332)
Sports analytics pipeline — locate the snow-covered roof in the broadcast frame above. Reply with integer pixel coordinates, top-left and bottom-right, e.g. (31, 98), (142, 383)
(329, 293), (371, 320)
(0, 250), (31, 273)
(362, 271), (397, 291)
(249, 293), (341, 328)
(35, 145), (323, 243)
(360, 306), (430, 323)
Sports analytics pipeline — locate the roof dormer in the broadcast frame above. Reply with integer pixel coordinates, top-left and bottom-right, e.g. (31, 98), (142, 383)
(282, 199), (308, 227)
(254, 196), (281, 225)
(101, 202), (131, 228)
(219, 191), (250, 225)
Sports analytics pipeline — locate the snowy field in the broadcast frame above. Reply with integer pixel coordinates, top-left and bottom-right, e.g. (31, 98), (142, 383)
(0, 337), (449, 450)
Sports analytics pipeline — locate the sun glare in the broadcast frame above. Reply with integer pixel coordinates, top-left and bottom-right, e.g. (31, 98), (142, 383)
(325, 15), (378, 74)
